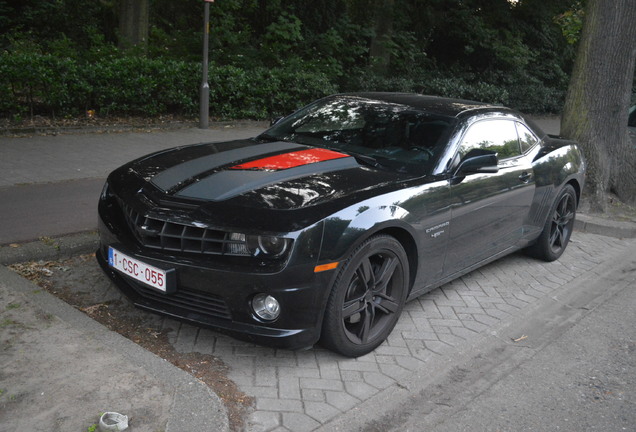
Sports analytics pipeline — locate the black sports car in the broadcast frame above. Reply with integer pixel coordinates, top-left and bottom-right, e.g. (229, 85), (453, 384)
(97, 93), (585, 357)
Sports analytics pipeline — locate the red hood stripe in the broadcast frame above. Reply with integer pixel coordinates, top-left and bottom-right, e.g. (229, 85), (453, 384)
(231, 148), (350, 170)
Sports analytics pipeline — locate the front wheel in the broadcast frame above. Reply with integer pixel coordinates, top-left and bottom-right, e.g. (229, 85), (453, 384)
(321, 235), (409, 357)
(526, 184), (577, 262)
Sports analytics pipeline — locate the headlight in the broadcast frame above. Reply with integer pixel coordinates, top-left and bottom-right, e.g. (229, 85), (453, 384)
(246, 235), (290, 257)
(226, 233), (291, 258)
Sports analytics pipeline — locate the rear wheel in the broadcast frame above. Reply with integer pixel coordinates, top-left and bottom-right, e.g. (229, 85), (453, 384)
(321, 235), (409, 357)
(526, 184), (577, 262)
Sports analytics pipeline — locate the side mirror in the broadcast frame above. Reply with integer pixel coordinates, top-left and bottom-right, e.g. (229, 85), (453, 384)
(454, 149), (499, 176)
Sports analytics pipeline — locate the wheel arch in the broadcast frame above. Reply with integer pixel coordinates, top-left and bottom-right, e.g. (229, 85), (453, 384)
(567, 178), (581, 206)
(375, 226), (419, 294)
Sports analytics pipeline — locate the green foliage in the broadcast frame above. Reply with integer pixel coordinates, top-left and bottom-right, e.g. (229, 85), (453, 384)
(0, 0), (580, 118)
(0, 49), (336, 119)
(554, 2), (585, 44)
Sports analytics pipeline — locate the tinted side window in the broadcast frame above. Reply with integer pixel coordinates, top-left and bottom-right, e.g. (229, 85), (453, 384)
(516, 122), (538, 153)
(459, 120), (520, 160)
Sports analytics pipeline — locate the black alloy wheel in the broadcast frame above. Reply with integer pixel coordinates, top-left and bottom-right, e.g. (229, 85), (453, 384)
(321, 235), (409, 357)
(527, 184), (577, 262)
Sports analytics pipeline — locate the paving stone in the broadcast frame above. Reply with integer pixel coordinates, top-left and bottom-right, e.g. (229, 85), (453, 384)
(372, 345), (411, 357)
(424, 340), (453, 355)
(472, 313), (502, 326)
(437, 305), (460, 319)
(340, 370), (364, 382)
(449, 326), (479, 340)
(325, 390), (360, 411)
(428, 318), (466, 327)
(242, 385), (279, 399)
(378, 363), (411, 380)
(363, 371), (397, 389)
(343, 380), (379, 400)
(385, 332), (409, 347)
(483, 307), (513, 320)
(395, 355), (426, 371)
(462, 320), (490, 333)
(408, 314), (435, 332)
(452, 306), (489, 315)
(493, 302), (521, 314)
(299, 378), (344, 391)
(277, 366), (320, 379)
(281, 412), (322, 432)
(338, 360), (379, 372)
(411, 347), (440, 362)
(401, 330), (438, 341)
(318, 359), (342, 380)
(513, 291), (541, 303)
(304, 401), (342, 423)
(248, 409), (281, 432)
(192, 328), (216, 354)
(437, 332), (468, 347)
(229, 373), (255, 387)
(256, 398), (304, 412)
(301, 388), (326, 402)
(279, 375), (301, 400)
(254, 366), (278, 387)
(431, 325), (452, 334)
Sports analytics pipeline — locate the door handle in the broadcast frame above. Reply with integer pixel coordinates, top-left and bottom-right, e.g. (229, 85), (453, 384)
(518, 172), (532, 183)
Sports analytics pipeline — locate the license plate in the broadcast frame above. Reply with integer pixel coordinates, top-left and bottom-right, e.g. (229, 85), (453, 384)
(108, 247), (172, 292)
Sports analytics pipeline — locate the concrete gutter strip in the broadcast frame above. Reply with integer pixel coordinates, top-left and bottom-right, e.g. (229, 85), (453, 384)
(0, 232), (99, 265)
(575, 213), (636, 239)
(0, 265), (230, 432)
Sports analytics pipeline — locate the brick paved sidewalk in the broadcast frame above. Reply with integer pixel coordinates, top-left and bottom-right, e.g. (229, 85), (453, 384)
(33, 230), (632, 431)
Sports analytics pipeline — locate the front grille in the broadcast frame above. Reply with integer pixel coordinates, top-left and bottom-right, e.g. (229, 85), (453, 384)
(120, 201), (249, 256)
(130, 280), (232, 320)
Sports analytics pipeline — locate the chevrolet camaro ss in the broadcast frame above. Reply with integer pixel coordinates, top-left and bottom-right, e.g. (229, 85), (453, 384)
(97, 93), (585, 357)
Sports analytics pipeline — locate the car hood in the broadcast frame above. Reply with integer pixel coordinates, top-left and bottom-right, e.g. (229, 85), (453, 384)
(126, 139), (416, 211)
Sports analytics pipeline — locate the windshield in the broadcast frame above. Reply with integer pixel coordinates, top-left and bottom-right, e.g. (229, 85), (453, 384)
(261, 95), (456, 174)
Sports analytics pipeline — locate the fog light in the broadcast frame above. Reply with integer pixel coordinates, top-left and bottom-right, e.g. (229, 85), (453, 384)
(252, 294), (281, 321)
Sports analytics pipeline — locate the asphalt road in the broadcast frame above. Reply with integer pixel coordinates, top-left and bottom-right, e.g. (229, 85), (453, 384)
(0, 123), (266, 245)
(0, 178), (104, 244)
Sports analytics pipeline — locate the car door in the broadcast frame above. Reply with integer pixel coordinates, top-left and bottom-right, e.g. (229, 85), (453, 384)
(443, 118), (536, 275)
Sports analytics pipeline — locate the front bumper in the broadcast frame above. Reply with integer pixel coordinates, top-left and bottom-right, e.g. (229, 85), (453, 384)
(97, 216), (335, 351)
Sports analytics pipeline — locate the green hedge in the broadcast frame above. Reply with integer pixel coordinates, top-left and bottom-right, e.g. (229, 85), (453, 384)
(0, 51), (564, 120)
(0, 52), (337, 119)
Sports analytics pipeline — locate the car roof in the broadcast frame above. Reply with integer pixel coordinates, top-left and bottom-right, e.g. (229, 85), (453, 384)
(342, 92), (510, 118)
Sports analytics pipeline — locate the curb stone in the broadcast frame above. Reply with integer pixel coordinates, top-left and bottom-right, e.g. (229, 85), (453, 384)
(0, 232), (99, 266)
(0, 264), (230, 432)
(575, 213), (636, 239)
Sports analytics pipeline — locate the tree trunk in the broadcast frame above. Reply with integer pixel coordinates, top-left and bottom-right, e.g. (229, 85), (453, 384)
(561, 0), (636, 211)
(369, 0), (395, 74)
(118, 0), (150, 52)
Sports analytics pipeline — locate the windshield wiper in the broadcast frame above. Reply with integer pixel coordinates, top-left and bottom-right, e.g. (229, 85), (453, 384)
(345, 151), (390, 169)
(256, 133), (283, 142)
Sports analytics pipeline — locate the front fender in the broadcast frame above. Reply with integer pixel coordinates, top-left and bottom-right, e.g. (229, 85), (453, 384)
(318, 199), (416, 264)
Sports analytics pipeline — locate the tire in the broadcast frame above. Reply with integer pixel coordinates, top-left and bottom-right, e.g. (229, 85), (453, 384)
(321, 235), (409, 357)
(526, 184), (577, 262)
